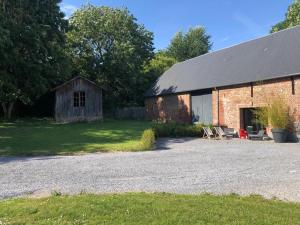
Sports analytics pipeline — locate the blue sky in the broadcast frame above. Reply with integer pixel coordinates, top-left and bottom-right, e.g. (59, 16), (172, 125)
(60, 0), (293, 51)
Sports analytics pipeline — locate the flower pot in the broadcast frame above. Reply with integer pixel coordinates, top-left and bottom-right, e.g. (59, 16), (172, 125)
(271, 128), (288, 143)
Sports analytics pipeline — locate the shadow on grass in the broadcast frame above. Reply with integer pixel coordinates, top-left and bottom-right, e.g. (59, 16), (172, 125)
(0, 119), (152, 157)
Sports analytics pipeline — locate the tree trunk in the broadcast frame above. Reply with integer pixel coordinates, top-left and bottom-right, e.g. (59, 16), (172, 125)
(1, 102), (14, 120)
(8, 102), (14, 120)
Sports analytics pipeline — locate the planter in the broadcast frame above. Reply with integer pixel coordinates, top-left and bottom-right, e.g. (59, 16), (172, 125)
(271, 128), (288, 143)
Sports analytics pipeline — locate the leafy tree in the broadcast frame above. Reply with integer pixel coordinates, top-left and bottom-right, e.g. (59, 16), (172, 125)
(0, 0), (70, 119)
(271, 0), (300, 33)
(143, 51), (177, 78)
(67, 5), (154, 109)
(166, 27), (212, 62)
(141, 51), (177, 95)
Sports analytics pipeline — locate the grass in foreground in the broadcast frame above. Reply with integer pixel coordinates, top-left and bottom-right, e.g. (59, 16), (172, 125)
(0, 193), (300, 224)
(0, 119), (152, 156)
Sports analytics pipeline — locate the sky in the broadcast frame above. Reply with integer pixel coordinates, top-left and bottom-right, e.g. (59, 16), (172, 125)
(60, 0), (293, 51)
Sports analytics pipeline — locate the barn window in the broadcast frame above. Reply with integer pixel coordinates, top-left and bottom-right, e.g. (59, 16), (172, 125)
(73, 91), (85, 107)
(74, 92), (79, 107)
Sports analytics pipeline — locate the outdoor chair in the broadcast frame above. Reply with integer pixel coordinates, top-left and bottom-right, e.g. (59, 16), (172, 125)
(248, 130), (266, 140)
(224, 128), (237, 137)
(246, 126), (255, 134)
(203, 127), (215, 139)
(214, 127), (233, 139)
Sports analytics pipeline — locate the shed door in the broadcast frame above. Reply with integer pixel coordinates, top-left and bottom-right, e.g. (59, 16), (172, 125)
(191, 94), (212, 124)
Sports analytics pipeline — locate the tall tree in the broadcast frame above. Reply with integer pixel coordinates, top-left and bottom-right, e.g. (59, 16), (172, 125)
(271, 0), (300, 33)
(67, 5), (154, 109)
(166, 27), (212, 62)
(143, 51), (176, 79)
(0, 0), (69, 119)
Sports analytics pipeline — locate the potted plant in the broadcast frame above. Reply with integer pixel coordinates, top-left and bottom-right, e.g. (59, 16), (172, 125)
(254, 98), (289, 143)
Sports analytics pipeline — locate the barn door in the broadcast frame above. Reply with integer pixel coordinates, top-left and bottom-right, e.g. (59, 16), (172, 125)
(191, 93), (212, 124)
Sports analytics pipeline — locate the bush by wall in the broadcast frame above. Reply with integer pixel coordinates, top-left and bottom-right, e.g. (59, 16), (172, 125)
(152, 122), (205, 138)
(140, 129), (156, 150)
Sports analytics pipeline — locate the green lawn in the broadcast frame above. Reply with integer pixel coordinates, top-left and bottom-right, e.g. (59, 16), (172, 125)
(0, 193), (300, 224)
(0, 119), (152, 156)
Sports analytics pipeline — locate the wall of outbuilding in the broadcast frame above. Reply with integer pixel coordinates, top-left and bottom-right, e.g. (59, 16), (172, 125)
(55, 78), (103, 122)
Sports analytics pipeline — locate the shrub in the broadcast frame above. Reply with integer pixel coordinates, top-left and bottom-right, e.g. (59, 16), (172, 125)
(268, 98), (289, 129)
(254, 97), (290, 129)
(140, 129), (156, 150)
(152, 123), (204, 138)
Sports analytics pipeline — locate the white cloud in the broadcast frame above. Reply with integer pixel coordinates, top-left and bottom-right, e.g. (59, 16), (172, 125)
(60, 3), (78, 19)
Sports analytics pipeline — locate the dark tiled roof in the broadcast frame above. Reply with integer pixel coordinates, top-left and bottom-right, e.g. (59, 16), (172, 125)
(145, 25), (300, 97)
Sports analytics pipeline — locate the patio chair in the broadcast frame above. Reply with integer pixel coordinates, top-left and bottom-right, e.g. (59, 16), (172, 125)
(224, 128), (237, 137)
(248, 130), (266, 140)
(246, 126), (255, 135)
(203, 127), (215, 139)
(214, 127), (233, 139)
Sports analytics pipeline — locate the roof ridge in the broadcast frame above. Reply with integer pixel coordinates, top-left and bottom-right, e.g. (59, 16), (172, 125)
(53, 76), (105, 91)
(181, 24), (300, 64)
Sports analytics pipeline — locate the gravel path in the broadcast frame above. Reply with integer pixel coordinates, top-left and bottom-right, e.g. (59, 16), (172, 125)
(1, 138), (300, 201)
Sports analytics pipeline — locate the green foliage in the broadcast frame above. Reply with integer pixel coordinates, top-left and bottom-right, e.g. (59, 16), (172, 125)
(0, 119), (152, 156)
(254, 98), (290, 129)
(153, 122), (204, 138)
(166, 26), (212, 62)
(66, 5), (154, 109)
(253, 107), (269, 127)
(271, 0), (300, 32)
(1, 193), (300, 224)
(0, 0), (70, 118)
(144, 51), (176, 80)
(140, 129), (155, 150)
(268, 98), (290, 129)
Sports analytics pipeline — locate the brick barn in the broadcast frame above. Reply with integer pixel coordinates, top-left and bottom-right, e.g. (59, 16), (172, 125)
(145, 26), (300, 136)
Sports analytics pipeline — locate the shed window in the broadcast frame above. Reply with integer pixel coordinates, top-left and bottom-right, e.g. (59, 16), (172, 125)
(73, 91), (85, 107)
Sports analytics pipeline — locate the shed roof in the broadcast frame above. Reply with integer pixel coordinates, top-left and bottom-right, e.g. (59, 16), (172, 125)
(145, 25), (300, 97)
(53, 76), (104, 91)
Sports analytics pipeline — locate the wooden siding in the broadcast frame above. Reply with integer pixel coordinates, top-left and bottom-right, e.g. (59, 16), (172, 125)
(55, 78), (103, 122)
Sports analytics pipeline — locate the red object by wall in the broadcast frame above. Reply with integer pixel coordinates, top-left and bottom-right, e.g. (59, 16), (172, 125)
(239, 129), (248, 139)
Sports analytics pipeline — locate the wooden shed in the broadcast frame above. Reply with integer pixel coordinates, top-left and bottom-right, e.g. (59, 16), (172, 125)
(54, 76), (103, 122)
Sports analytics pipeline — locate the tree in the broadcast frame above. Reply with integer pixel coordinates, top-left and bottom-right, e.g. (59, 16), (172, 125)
(142, 51), (177, 93)
(166, 27), (212, 62)
(271, 0), (300, 33)
(0, 0), (70, 119)
(67, 5), (154, 109)
(143, 51), (177, 78)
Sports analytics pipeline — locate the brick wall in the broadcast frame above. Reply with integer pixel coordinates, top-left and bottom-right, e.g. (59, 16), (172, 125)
(145, 93), (191, 123)
(212, 77), (300, 132)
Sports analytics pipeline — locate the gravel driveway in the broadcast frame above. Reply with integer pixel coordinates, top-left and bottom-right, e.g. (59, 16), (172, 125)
(1, 138), (300, 201)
